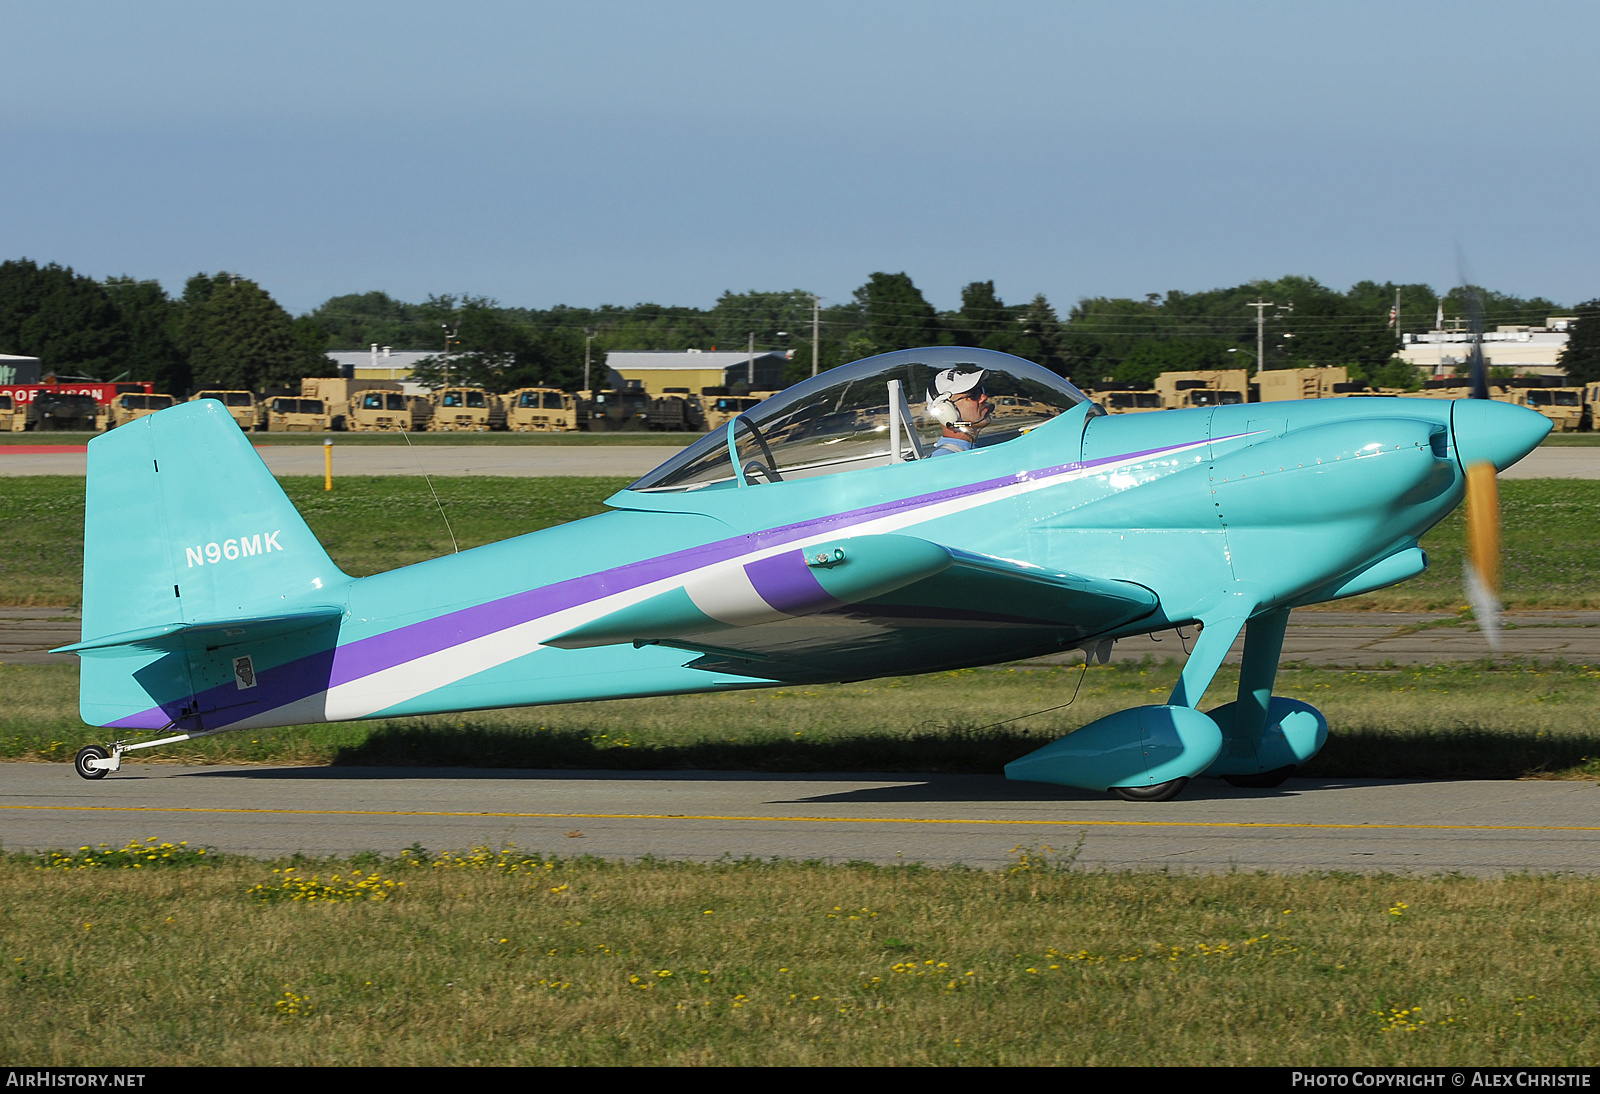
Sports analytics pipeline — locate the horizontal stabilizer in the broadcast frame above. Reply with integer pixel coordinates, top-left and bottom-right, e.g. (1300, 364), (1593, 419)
(55, 605), (345, 654)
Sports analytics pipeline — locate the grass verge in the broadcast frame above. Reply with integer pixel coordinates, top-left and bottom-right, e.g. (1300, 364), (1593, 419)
(6, 660), (1599, 780)
(2, 847), (1597, 1065)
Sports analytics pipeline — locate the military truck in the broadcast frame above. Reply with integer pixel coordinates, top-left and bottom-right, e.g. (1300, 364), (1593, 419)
(31, 391), (99, 431)
(348, 388), (422, 432)
(578, 388), (651, 432)
(644, 388), (706, 432)
(1504, 381), (1586, 432)
(505, 387), (579, 432)
(1255, 367), (1349, 402)
(427, 387), (503, 432)
(1154, 369), (1250, 409)
(264, 396), (331, 432)
(102, 393), (178, 430)
(0, 393), (27, 431)
(300, 377), (402, 431)
(700, 394), (763, 433)
(190, 390), (263, 431)
(1084, 385), (1163, 415)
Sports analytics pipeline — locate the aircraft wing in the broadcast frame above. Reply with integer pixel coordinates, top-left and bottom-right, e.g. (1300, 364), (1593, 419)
(547, 534), (1158, 683)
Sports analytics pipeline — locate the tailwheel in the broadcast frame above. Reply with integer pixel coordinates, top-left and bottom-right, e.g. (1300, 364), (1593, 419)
(74, 745), (111, 781)
(1111, 777), (1188, 803)
(1223, 766), (1297, 789)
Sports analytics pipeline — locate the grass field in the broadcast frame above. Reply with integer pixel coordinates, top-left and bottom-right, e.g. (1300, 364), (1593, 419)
(7, 658), (1599, 780)
(3, 848), (1597, 1065)
(3, 475), (1600, 609)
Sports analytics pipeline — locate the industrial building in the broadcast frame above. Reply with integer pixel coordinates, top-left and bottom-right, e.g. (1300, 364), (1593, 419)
(605, 349), (790, 396)
(1400, 319), (1575, 377)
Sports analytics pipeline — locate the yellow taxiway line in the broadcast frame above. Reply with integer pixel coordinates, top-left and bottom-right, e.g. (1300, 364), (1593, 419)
(4, 803), (1600, 833)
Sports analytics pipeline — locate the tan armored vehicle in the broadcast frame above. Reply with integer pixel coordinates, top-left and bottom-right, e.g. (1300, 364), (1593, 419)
(190, 390), (262, 431)
(1087, 387), (1163, 415)
(428, 387), (503, 432)
(1505, 384), (1586, 432)
(301, 377), (402, 431)
(0, 394), (27, 431)
(264, 396), (331, 432)
(700, 394), (763, 433)
(1154, 369), (1250, 409)
(1256, 367), (1348, 402)
(505, 387), (579, 432)
(102, 393), (178, 430)
(348, 388), (420, 431)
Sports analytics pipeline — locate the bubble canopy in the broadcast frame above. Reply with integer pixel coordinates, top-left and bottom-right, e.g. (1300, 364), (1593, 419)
(628, 347), (1092, 493)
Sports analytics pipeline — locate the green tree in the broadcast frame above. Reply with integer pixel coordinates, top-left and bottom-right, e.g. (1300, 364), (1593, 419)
(1013, 294), (1068, 376)
(0, 259), (127, 376)
(407, 296), (586, 392)
(178, 272), (334, 391)
(951, 281), (1016, 350)
(854, 272), (944, 352)
(102, 277), (188, 392)
(1557, 301), (1600, 385)
(307, 290), (440, 350)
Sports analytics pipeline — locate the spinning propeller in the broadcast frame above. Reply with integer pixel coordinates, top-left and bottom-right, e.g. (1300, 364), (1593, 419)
(1457, 280), (1503, 650)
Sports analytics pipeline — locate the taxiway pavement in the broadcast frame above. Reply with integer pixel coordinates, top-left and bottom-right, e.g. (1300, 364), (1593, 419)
(3, 762), (1596, 874)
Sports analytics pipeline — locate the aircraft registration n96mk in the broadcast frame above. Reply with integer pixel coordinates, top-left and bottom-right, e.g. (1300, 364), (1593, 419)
(62, 348), (1550, 801)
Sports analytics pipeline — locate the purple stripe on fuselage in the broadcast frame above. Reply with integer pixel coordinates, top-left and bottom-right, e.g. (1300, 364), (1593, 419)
(744, 550), (841, 616)
(111, 438), (1211, 729)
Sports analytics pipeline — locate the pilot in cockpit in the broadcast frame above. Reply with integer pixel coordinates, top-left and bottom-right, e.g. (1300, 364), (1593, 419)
(925, 368), (993, 456)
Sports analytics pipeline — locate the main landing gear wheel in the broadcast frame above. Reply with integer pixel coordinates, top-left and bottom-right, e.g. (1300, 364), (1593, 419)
(1223, 766), (1297, 789)
(1111, 777), (1188, 803)
(75, 745), (110, 781)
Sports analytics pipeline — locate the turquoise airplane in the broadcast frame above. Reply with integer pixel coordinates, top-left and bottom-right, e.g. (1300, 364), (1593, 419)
(64, 347), (1549, 800)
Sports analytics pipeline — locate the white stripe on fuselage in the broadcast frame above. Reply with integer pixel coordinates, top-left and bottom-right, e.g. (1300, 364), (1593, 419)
(307, 441), (1211, 722)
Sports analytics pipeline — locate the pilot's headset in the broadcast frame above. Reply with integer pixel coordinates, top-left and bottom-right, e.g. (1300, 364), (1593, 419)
(926, 368), (988, 433)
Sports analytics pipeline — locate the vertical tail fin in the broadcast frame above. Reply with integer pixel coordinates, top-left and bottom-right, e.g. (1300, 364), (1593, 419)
(74, 401), (349, 728)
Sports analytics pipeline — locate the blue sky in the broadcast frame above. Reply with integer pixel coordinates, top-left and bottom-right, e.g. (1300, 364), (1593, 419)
(2, 1), (1596, 314)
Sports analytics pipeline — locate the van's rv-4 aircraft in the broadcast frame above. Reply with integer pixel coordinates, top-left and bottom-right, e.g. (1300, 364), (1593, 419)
(63, 347), (1548, 801)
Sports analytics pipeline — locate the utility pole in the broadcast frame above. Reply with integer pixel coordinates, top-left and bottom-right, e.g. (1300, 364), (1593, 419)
(748, 331), (755, 389)
(583, 328), (596, 393)
(1394, 287), (1403, 350)
(1246, 300), (1273, 377)
(811, 295), (821, 378)
(441, 323), (459, 387)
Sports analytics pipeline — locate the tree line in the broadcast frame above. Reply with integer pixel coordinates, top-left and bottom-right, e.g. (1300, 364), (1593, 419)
(3, 256), (1595, 393)
(0, 261), (334, 394)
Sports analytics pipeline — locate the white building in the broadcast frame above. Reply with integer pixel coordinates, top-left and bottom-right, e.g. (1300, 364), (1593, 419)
(1400, 318), (1575, 377)
(0, 354), (43, 384)
(327, 347), (439, 381)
